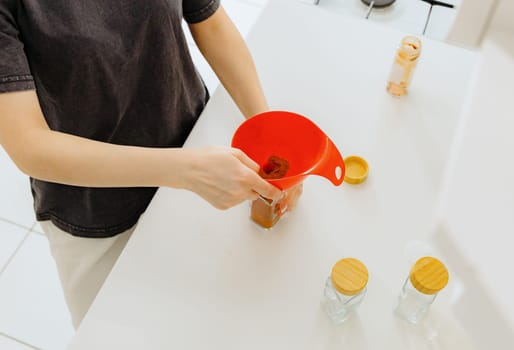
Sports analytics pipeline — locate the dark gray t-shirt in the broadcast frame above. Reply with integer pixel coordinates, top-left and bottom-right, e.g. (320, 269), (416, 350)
(0, 0), (220, 237)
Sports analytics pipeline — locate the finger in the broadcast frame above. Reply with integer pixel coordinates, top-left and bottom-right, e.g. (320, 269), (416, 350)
(248, 190), (259, 201)
(231, 148), (260, 172)
(251, 175), (283, 202)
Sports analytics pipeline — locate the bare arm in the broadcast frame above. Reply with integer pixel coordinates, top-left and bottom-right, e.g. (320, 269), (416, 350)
(0, 90), (281, 209)
(189, 6), (268, 118)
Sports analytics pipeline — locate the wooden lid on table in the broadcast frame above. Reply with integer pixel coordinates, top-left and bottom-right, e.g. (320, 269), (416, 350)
(343, 156), (369, 184)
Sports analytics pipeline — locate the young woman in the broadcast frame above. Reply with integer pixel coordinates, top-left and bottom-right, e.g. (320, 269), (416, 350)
(0, 0), (281, 328)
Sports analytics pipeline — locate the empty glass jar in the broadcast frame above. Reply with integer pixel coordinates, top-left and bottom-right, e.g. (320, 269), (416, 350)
(395, 256), (449, 324)
(321, 257), (368, 325)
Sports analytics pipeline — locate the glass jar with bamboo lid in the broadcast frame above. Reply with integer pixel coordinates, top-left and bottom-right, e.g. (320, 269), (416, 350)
(395, 256), (449, 324)
(321, 258), (369, 325)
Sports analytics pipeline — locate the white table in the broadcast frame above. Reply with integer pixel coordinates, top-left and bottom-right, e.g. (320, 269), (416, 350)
(68, 1), (479, 348)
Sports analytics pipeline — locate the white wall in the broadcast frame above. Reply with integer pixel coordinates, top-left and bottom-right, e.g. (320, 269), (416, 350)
(447, 0), (514, 47)
(486, 0), (514, 35)
(433, 0), (514, 347)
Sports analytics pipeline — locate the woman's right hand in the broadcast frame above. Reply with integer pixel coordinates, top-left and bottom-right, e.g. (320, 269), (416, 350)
(182, 146), (283, 210)
(0, 91), (281, 208)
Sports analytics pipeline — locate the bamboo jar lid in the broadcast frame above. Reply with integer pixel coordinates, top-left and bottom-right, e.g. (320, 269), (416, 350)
(343, 156), (369, 184)
(331, 258), (369, 296)
(398, 36), (422, 61)
(409, 256), (449, 295)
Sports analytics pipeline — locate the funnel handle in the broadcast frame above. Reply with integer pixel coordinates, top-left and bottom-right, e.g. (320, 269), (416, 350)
(312, 138), (345, 186)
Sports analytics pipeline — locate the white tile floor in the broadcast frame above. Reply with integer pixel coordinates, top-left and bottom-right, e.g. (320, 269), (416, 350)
(0, 334), (35, 350)
(0, 232), (73, 350)
(0, 1), (457, 349)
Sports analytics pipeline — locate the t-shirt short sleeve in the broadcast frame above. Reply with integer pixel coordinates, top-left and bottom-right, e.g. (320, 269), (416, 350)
(183, 0), (221, 24)
(0, 4), (35, 93)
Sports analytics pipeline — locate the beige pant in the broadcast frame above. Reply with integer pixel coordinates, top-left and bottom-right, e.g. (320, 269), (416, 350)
(40, 220), (136, 329)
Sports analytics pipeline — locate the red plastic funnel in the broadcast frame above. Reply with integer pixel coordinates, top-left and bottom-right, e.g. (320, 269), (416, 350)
(231, 111), (345, 190)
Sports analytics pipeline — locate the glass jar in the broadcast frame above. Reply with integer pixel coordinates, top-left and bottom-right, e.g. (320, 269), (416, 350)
(321, 258), (368, 325)
(250, 183), (302, 229)
(386, 36), (422, 97)
(395, 256), (449, 324)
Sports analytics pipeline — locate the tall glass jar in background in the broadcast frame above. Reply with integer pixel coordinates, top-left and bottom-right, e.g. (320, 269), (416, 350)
(395, 256), (449, 324)
(321, 258), (368, 325)
(387, 36), (422, 97)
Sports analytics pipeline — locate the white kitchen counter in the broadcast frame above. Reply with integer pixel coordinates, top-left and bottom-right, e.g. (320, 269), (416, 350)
(68, 1), (479, 348)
